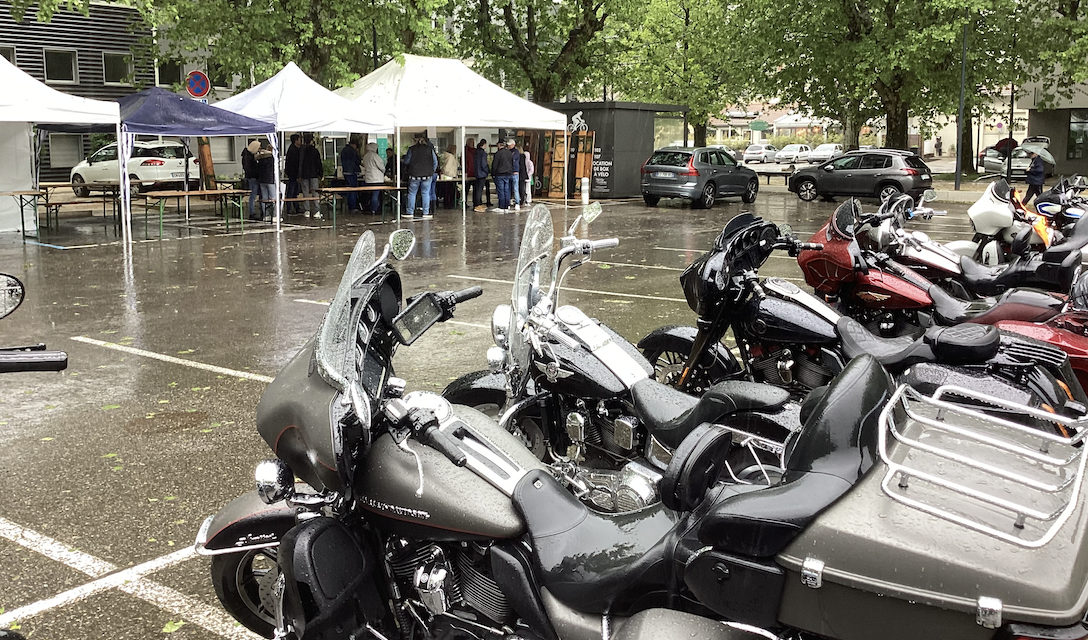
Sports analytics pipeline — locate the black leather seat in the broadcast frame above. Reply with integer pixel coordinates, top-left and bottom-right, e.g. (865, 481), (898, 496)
(838, 317), (1000, 368)
(697, 356), (893, 557)
(928, 283), (986, 325)
(512, 469), (679, 613)
(630, 378), (790, 449)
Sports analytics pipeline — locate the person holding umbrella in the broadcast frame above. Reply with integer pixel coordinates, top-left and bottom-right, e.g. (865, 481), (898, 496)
(1021, 142), (1054, 204)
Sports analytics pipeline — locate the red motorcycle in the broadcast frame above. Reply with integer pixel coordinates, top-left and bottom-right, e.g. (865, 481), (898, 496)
(798, 199), (1088, 390)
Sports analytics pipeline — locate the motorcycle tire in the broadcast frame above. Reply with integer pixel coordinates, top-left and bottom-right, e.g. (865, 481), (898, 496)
(642, 343), (722, 393)
(210, 549), (279, 638)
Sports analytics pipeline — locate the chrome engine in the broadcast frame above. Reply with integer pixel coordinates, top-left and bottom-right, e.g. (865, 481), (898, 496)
(750, 349), (832, 390)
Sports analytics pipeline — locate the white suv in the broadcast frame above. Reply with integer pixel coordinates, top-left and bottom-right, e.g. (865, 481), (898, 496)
(70, 141), (199, 197)
(743, 144), (778, 163)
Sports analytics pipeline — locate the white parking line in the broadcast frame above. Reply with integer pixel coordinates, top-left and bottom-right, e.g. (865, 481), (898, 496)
(592, 260), (685, 272)
(447, 275), (689, 303)
(70, 336), (274, 383)
(0, 516), (258, 638)
(293, 299), (487, 329)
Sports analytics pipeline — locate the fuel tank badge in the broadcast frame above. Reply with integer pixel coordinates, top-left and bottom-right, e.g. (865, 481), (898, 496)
(360, 495), (431, 521)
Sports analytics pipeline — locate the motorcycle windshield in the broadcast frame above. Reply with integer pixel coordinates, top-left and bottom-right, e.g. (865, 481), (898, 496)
(315, 232), (377, 391)
(509, 204), (554, 385)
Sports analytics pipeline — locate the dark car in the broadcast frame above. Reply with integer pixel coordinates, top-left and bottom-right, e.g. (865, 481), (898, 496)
(788, 149), (933, 202)
(640, 146), (759, 209)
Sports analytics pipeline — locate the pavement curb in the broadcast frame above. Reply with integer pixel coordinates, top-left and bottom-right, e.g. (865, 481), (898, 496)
(759, 183), (982, 204)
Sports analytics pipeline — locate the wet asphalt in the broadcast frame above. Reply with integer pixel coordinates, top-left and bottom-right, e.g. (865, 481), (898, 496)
(0, 188), (978, 639)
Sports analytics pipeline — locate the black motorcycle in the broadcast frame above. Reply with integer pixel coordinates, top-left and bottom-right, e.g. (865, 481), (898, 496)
(637, 213), (1087, 423)
(443, 204), (801, 512)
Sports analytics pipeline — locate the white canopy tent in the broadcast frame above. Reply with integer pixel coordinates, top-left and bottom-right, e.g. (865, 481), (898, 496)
(0, 56), (121, 237)
(215, 63), (394, 230)
(335, 55), (568, 217)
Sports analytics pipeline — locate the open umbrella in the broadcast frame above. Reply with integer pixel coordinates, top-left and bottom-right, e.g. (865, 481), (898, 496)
(1021, 142), (1055, 165)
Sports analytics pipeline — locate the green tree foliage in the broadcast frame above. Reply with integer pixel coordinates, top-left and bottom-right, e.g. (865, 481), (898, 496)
(139, 0), (454, 91)
(611, 0), (740, 146)
(1027, 0), (1088, 106)
(454, 0), (619, 103)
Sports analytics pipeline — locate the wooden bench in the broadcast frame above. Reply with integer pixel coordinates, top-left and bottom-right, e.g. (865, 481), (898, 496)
(43, 199), (117, 228)
(750, 163), (795, 185)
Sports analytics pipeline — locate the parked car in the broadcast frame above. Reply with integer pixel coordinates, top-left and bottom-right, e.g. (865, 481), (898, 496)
(981, 146), (1031, 179)
(807, 143), (844, 164)
(640, 146), (759, 208)
(742, 143), (777, 163)
(788, 149), (933, 202)
(70, 141), (199, 197)
(775, 144), (811, 164)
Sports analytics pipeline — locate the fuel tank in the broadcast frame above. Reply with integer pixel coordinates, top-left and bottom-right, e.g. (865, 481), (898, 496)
(256, 337), (342, 493)
(353, 404), (545, 541)
(852, 270), (931, 310)
(896, 235), (962, 279)
(996, 316), (1088, 392)
(535, 318), (653, 399)
(967, 288), (1066, 325)
(742, 296), (837, 344)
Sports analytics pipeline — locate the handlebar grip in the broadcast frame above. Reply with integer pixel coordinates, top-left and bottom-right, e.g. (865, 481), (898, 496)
(589, 238), (619, 251)
(0, 351), (68, 373)
(451, 286), (483, 304)
(798, 243), (823, 251)
(423, 425), (467, 467)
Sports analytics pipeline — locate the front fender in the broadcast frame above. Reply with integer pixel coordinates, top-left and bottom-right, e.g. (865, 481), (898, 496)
(195, 490), (298, 556)
(637, 324), (740, 379)
(442, 369), (507, 406)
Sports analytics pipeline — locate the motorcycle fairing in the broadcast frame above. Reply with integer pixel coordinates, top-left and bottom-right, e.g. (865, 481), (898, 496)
(195, 490), (298, 555)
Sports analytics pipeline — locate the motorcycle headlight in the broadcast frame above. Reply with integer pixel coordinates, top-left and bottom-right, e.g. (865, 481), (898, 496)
(492, 304), (512, 348)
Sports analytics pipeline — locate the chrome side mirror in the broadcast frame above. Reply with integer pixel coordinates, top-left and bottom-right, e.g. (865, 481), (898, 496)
(255, 459), (295, 505)
(0, 273), (25, 320)
(566, 201), (602, 235)
(389, 229), (416, 260)
(780, 224), (794, 238)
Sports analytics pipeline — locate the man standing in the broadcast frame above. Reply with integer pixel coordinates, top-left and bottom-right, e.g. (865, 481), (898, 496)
(508, 139), (522, 212)
(255, 140), (277, 221)
(242, 139), (260, 221)
(491, 138), (514, 213)
(284, 134), (302, 214)
(299, 133), (323, 219)
(464, 137), (476, 207)
(403, 133), (437, 219)
(341, 137), (362, 214)
(473, 139), (490, 212)
(362, 141), (386, 214)
(1025, 150), (1046, 203)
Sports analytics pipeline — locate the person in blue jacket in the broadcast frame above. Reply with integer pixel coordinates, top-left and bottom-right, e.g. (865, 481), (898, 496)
(1025, 150), (1046, 203)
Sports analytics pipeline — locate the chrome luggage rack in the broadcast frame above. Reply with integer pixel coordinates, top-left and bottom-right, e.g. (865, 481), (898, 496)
(878, 384), (1088, 548)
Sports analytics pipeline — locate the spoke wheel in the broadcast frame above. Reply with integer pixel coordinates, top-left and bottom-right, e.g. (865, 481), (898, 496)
(696, 182), (715, 209)
(211, 548), (279, 638)
(879, 183), (902, 201)
(644, 347), (713, 393)
(797, 179), (818, 202)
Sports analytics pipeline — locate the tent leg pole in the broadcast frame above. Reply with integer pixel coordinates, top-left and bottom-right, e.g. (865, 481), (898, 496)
(461, 126), (466, 223)
(396, 127), (401, 224)
(564, 129), (568, 211)
(271, 133), (280, 233)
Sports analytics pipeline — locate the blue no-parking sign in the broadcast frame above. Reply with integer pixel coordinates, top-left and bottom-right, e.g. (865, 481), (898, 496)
(186, 70), (210, 98)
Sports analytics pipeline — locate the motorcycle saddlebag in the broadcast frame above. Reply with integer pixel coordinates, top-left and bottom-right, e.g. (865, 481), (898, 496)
(279, 517), (384, 640)
(774, 388), (1088, 640)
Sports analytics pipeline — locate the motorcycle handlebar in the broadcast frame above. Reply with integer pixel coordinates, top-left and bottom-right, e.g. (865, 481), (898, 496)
(451, 286), (483, 304)
(796, 242), (823, 251)
(588, 238), (619, 251)
(0, 351), (68, 373)
(422, 424), (467, 467)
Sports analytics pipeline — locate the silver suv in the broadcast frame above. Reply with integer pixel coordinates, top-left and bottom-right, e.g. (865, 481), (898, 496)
(641, 147), (759, 209)
(743, 144), (778, 163)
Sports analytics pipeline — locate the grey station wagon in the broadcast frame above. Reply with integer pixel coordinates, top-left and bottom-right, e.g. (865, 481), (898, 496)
(640, 146), (759, 209)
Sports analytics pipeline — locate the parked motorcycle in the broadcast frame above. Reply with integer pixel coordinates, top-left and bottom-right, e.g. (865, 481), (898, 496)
(193, 228), (783, 640)
(637, 213), (1085, 419)
(860, 191), (1085, 299)
(195, 229), (1088, 640)
(0, 273), (68, 373)
(946, 179), (1058, 264)
(444, 204), (801, 512)
(1035, 174), (1088, 230)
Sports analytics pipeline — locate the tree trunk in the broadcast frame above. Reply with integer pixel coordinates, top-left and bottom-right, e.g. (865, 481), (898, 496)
(693, 121), (708, 147)
(841, 112), (861, 151)
(875, 77), (909, 150)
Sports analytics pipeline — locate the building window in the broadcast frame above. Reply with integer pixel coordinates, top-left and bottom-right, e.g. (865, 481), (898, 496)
(1069, 111), (1088, 161)
(44, 49), (77, 83)
(0, 46), (14, 65)
(209, 137), (236, 164)
(48, 134), (83, 168)
(103, 52), (132, 85)
(157, 59), (182, 86)
(208, 61), (230, 89)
